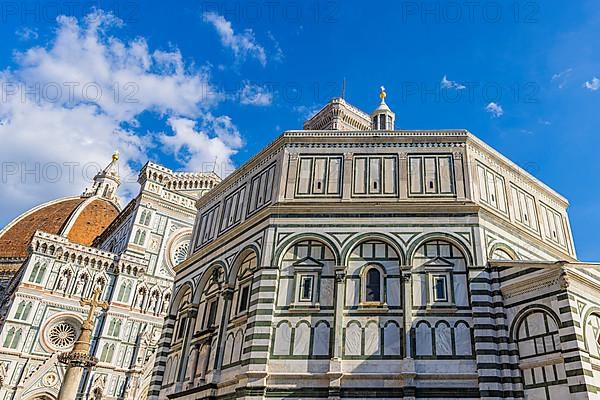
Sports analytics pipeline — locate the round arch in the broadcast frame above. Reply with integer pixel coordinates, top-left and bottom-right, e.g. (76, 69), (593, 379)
(509, 304), (562, 342)
(274, 233), (341, 266)
(488, 242), (519, 261)
(341, 232), (405, 266)
(580, 307), (600, 352)
(192, 261), (227, 304)
(167, 281), (194, 317)
(227, 244), (261, 287)
(407, 232), (474, 265)
(359, 263), (386, 303)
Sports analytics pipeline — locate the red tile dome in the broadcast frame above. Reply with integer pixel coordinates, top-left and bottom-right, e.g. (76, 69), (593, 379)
(0, 196), (120, 259)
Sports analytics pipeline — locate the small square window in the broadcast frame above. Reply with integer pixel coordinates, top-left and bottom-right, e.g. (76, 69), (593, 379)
(238, 284), (251, 314)
(433, 275), (448, 302)
(299, 275), (314, 302)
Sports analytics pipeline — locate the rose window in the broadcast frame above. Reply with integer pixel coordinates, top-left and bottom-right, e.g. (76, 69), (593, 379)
(48, 322), (77, 348)
(172, 242), (190, 265)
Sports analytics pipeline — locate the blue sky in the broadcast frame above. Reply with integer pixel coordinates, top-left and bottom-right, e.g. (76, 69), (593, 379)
(0, 0), (598, 260)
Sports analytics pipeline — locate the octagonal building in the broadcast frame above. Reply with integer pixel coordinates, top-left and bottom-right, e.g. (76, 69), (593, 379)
(151, 91), (600, 400)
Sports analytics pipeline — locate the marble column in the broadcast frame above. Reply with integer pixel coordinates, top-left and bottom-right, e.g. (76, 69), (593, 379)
(58, 288), (108, 400)
(401, 267), (413, 358)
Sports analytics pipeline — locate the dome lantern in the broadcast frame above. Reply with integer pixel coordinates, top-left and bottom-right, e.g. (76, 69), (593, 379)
(371, 86), (395, 130)
(83, 151), (121, 203)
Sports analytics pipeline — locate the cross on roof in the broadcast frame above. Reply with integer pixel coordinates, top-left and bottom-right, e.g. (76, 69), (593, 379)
(379, 86), (387, 101)
(80, 288), (109, 324)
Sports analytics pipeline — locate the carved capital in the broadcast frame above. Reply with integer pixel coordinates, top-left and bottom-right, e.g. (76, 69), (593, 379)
(335, 271), (346, 283)
(560, 271), (570, 290)
(221, 287), (234, 301)
(187, 308), (198, 318)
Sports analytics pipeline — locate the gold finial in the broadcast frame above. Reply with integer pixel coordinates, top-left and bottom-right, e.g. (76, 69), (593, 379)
(112, 151), (119, 162)
(379, 85), (387, 102)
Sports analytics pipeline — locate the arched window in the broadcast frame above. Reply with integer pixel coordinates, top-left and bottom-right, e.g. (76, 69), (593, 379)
(116, 280), (132, 302)
(176, 311), (189, 340)
(23, 302), (32, 320)
(516, 311), (560, 359)
(3, 328), (15, 348)
(133, 230), (147, 245)
(364, 267), (383, 302)
(29, 263), (40, 282)
(197, 272), (223, 333)
(100, 343), (115, 362)
(14, 301), (25, 319)
(280, 239), (337, 307)
(412, 239), (468, 307)
(235, 252), (257, 315)
(125, 282), (132, 301)
(143, 211), (152, 226)
(107, 319), (121, 337)
(29, 263), (46, 284)
(515, 310), (568, 398)
(348, 239), (399, 307)
(14, 301), (32, 320)
(171, 286), (193, 344)
(584, 313), (600, 358)
(3, 328), (22, 349)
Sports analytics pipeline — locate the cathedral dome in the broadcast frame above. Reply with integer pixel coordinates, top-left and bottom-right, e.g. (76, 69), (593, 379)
(0, 196), (120, 259)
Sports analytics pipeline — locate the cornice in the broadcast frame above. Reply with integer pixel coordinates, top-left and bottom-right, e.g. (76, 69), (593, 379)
(283, 129), (469, 138)
(500, 267), (565, 300)
(563, 266), (600, 294)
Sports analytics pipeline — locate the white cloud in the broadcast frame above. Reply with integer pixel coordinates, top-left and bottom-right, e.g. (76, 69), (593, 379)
(12, 13), (218, 121)
(293, 104), (323, 122)
(485, 102), (504, 118)
(584, 77), (600, 91)
(267, 31), (284, 63)
(551, 68), (573, 89)
(159, 115), (243, 176)
(238, 82), (273, 106)
(15, 27), (39, 41)
(0, 10), (243, 226)
(441, 75), (466, 90)
(538, 118), (552, 126)
(203, 12), (267, 67)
